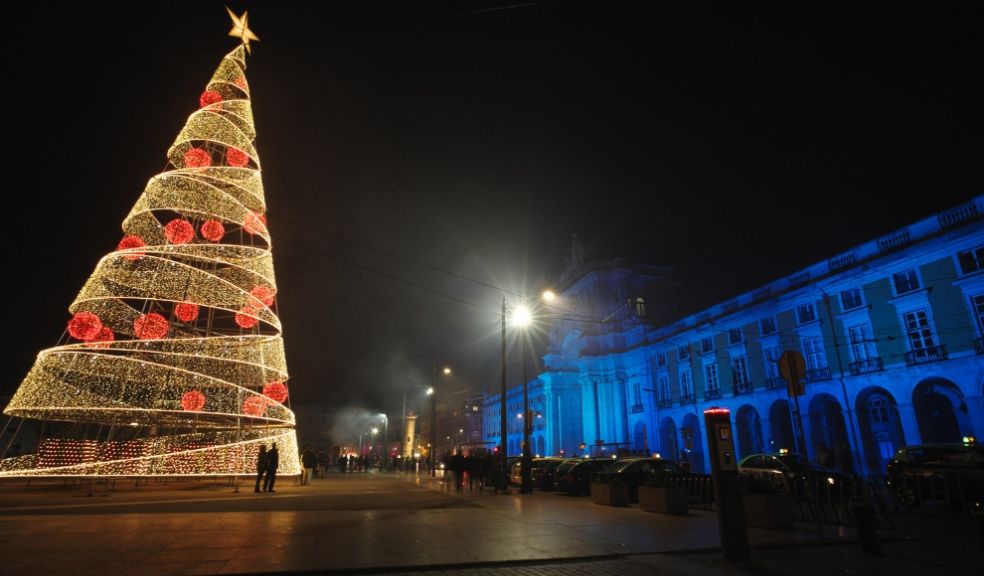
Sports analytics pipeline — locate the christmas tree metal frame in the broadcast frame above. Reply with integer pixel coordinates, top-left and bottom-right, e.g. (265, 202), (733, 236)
(0, 18), (300, 478)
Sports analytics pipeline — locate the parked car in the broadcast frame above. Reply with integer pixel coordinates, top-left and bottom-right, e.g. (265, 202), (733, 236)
(886, 442), (984, 507)
(509, 457), (566, 489)
(591, 457), (686, 502)
(554, 457), (616, 496)
(531, 457), (567, 490)
(738, 452), (857, 497)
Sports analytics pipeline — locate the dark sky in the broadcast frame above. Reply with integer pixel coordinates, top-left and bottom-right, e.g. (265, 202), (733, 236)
(7, 2), (981, 427)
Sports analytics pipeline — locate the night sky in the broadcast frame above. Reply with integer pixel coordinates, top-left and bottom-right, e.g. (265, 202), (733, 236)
(7, 2), (981, 432)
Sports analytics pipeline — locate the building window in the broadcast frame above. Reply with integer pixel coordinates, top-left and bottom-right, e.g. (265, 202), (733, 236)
(849, 323), (875, 362)
(658, 374), (671, 402)
(893, 269), (920, 295)
(679, 369), (693, 399)
(678, 345), (690, 361)
(869, 396), (890, 424)
(904, 309), (936, 352)
(732, 355), (749, 388)
(656, 352), (666, 367)
(635, 297), (646, 317)
(701, 336), (714, 354)
(704, 362), (719, 392)
(841, 288), (864, 311)
(764, 346), (781, 379)
(760, 316), (777, 335)
(974, 295), (984, 335)
(797, 303), (817, 324)
(958, 246), (984, 275)
(632, 381), (642, 407)
(802, 336), (826, 370)
(728, 328), (743, 345)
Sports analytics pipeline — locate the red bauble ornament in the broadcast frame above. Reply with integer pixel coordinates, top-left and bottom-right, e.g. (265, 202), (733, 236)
(250, 285), (276, 307)
(263, 382), (289, 403)
(133, 313), (169, 340)
(242, 396), (268, 416)
(243, 211), (267, 235)
(85, 327), (115, 349)
(200, 219), (225, 242)
(199, 90), (222, 108)
(117, 235), (146, 261)
(68, 312), (103, 341)
(235, 306), (259, 329)
(183, 147), (211, 168)
(164, 219), (195, 244)
(181, 390), (207, 412)
(226, 147), (249, 167)
(174, 302), (200, 322)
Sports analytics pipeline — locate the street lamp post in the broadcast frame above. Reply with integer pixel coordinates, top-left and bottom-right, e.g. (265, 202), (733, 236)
(512, 303), (533, 494)
(370, 427), (378, 468)
(499, 297), (508, 492)
(427, 386), (436, 476)
(378, 413), (388, 464)
(428, 365), (451, 477)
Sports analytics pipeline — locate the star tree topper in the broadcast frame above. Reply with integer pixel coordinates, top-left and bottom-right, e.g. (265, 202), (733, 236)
(226, 6), (259, 54)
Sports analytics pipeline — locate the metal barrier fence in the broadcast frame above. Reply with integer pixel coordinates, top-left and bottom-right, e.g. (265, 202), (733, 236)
(866, 473), (983, 522)
(665, 473), (715, 511)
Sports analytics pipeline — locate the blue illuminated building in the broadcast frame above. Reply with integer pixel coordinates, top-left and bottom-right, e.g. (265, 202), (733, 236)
(484, 196), (984, 477)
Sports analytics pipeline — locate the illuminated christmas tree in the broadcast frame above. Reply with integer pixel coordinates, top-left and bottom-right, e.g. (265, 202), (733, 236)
(0, 11), (300, 477)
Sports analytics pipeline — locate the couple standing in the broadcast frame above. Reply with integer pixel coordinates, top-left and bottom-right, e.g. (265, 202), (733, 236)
(254, 442), (280, 493)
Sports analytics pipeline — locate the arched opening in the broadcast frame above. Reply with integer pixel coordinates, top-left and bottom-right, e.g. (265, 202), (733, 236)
(681, 413), (704, 473)
(735, 404), (763, 459)
(768, 400), (795, 453)
(856, 386), (905, 476)
(807, 393), (848, 466)
(659, 417), (678, 461)
(913, 378), (971, 443)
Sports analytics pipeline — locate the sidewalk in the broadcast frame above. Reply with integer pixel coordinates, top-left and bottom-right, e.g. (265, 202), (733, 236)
(0, 472), (979, 575)
(409, 473), (982, 576)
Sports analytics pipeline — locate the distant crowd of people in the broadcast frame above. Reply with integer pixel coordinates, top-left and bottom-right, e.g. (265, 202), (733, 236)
(253, 445), (512, 491)
(440, 451), (503, 492)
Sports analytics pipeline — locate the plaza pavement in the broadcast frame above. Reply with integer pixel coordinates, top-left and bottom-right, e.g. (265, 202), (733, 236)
(0, 470), (979, 575)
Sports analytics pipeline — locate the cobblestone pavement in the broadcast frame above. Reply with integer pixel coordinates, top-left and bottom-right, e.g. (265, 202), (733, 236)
(0, 472), (980, 575)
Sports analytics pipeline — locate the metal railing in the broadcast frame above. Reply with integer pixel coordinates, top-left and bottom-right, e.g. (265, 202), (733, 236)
(849, 357), (884, 375)
(904, 344), (948, 366)
(803, 366), (832, 382)
(764, 376), (787, 390)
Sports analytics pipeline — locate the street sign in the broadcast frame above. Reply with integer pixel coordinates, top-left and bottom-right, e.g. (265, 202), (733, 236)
(778, 350), (806, 396)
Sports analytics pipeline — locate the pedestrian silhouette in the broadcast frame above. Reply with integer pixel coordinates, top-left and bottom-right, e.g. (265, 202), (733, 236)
(264, 442), (279, 492)
(254, 444), (268, 493)
(301, 445), (316, 485)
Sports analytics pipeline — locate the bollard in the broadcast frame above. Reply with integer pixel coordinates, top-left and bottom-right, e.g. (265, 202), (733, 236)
(849, 496), (881, 555)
